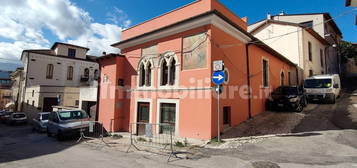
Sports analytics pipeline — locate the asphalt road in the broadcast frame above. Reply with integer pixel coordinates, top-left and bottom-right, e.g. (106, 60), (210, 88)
(0, 123), (357, 168)
(1, 86), (357, 167)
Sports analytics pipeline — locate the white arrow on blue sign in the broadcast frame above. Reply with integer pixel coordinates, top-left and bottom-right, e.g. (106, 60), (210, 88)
(212, 71), (225, 85)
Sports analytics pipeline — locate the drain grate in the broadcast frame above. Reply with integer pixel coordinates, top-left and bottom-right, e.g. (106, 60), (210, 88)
(252, 161), (280, 168)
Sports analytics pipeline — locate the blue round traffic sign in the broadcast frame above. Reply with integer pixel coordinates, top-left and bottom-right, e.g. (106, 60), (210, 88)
(212, 71), (225, 85)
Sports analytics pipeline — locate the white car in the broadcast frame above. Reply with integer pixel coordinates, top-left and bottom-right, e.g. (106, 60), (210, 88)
(304, 74), (341, 104)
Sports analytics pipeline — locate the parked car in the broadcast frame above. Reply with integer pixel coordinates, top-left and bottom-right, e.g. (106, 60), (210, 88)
(47, 110), (90, 140)
(5, 112), (27, 125)
(32, 112), (50, 132)
(304, 74), (341, 104)
(267, 86), (307, 112)
(0, 111), (10, 123)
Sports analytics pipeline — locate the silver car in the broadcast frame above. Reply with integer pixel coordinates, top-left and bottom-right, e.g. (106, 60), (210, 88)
(32, 112), (50, 132)
(47, 110), (90, 140)
(5, 112), (27, 125)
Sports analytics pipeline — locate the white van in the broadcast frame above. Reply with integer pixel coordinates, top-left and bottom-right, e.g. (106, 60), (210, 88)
(303, 74), (341, 104)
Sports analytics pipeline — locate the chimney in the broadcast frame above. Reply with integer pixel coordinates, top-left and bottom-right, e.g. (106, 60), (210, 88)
(102, 52), (106, 56)
(242, 16), (248, 23)
(279, 11), (285, 16)
(267, 13), (272, 20)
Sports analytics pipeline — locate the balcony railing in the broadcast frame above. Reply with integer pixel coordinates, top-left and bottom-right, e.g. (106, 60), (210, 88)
(80, 75), (89, 82)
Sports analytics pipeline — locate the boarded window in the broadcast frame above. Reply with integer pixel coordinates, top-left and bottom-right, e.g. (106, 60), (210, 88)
(46, 64), (54, 79)
(288, 72), (291, 86)
(320, 49), (324, 67)
(280, 71), (285, 86)
(183, 32), (207, 70)
(67, 66), (73, 80)
(309, 70), (313, 77)
(262, 59), (269, 87)
(308, 42), (312, 61)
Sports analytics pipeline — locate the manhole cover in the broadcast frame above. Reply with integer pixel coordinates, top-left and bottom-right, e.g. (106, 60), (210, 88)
(252, 161), (280, 168)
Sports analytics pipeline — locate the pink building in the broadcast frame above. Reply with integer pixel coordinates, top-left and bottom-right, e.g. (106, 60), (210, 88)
(97, 0), (297, 140)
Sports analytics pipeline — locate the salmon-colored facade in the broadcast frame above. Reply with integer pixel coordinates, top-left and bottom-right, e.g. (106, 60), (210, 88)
(97, 0), (297, 140)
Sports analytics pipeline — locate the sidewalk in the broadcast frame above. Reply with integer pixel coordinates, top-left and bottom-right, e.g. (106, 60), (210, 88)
(332, 89), (357, 129)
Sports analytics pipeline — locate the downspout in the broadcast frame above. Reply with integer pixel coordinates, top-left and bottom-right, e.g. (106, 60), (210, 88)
(324, 46), (328, 73)
(95, 62), (101, 122)
(245, 43), (252, 119)
(295, 65), (299, 86)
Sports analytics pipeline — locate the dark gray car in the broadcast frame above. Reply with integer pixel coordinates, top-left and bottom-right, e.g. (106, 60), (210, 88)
(47, 110), (90, 140)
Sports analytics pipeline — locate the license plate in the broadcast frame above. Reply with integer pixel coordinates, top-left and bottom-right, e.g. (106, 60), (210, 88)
(278, 104), (284, 107)
(313, 98), (319, 101)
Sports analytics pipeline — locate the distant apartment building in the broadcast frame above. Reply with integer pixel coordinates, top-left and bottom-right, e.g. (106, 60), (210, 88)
(19, 42), (99, 119)
(249, 19), (329, 83)
(0, 71), (12, 110)
(249, 13), (342, 77)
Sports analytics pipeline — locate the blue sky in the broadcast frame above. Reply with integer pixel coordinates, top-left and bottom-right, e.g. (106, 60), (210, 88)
(0, 0), (356, 68)
(76, 0), (356, 41)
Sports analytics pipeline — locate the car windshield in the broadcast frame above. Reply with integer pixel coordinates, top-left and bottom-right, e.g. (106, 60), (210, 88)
(304, 79), (332, 88)
(41, 114), (49, 120)
(274, 87), (298, 95)
(58, 111), (88, 121)
(13, 114), (25, 118)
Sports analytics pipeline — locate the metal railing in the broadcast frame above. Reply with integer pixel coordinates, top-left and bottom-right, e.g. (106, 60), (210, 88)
(126, 122), (178, 162)
(77, 121), (109, 146)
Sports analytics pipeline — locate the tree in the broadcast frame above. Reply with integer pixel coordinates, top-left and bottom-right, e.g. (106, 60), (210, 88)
(339, 41), (357, 63)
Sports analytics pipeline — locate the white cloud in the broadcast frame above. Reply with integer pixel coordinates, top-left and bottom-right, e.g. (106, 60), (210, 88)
(0, 0), (129, 61)
(0, 41), (48, 61)
(67, 23), (123, 55)
(107, 7), (132, 28)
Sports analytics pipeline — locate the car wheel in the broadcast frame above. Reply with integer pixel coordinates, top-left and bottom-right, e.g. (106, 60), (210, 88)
(295, 102), (303, 112)
(330, 95), (336, 104)
(47, 128), (52, 137)
(56, 131), (64, 141)
(303, 98), (308, 107)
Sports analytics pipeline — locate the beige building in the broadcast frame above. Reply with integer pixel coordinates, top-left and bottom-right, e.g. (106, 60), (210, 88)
(249, 13), (342, 75)
(19, 42), (99, 119)
(0, 71), (12, 110)
(249, 20), (329, 83)
(11, 68), (24, 111)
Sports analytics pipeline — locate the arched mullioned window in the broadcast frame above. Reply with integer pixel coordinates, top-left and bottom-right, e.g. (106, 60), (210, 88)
(46, 64), (54, 79)
(139, 63), (146, 87)
(137, 58), (154, 87)
(161, 59), (168, 86)
(146, 62), (152, 86)
(159, 52), (179, 87)
(169, 59), (176, 85)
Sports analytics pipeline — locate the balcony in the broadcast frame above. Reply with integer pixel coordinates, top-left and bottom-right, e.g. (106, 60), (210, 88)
(80, 75), (89, 82)
(0, 83), (11, 89)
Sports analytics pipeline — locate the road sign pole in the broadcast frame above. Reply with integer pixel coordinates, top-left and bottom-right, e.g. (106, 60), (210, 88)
(217, 85), (221, 142)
